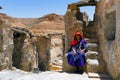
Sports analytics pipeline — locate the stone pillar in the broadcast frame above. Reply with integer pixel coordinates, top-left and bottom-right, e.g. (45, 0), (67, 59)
(63, 6), (83, 72)
(36, 36), (50, 71)
(20, 35), (37, 71)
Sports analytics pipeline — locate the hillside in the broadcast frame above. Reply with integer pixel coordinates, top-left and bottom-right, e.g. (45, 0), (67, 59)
(0, 13), (65, 35)
(29, 13), (65, 36)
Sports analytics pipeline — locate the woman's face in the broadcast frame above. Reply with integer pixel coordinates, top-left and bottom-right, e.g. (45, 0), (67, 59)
(76, 35), (81, 40)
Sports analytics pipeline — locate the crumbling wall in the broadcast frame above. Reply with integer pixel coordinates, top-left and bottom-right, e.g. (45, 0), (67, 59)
(0, 20), (3, 52)
(36, 36), (50, 71)
(20, 36), (37, 71)
(0, 19), (51, 72)
(95, 0), (120, 79)
(0, 19), (13, 70)
(12, 29), (37, 71)
(63, 5), (83, 72)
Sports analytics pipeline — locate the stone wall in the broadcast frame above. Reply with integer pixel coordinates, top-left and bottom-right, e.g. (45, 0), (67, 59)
(0, 20), (51, 71)
(0, 18), (38, 71)
(36, 36), (50, 71)
(12, 29), (37, 71)
(63, 7), (83, 72)
(0, 20), (3, 52)
(95, 0), (120, 79)
(0, 19), (13, 70)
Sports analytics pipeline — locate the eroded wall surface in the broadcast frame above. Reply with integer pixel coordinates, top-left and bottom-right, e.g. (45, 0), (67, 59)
(0, 19), (13, 70)
(36, 36), (50, 71)
(95, 0), (120, 79)
(63, 7), (83, 72)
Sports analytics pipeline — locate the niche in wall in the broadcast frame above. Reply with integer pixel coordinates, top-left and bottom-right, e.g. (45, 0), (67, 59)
(105, 11), (116, 41)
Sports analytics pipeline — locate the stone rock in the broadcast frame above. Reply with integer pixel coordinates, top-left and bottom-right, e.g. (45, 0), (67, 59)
(87, 59), (107, 73)
(86, 51), (98, 59)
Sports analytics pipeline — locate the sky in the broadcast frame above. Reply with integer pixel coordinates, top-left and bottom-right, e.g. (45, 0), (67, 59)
(0, 0), (95, 20)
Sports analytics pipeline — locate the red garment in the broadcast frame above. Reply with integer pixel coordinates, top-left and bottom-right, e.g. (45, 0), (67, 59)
(71, 32), (84, 46)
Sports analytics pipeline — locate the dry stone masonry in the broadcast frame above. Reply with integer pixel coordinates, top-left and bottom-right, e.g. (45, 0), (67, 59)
(95, 0), (120, 79)
(0, 0), (120, 79)
(63, 0), (112, 79)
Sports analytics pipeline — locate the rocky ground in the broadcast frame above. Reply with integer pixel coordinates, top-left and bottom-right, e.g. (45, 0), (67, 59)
(0, 69), (109, 80)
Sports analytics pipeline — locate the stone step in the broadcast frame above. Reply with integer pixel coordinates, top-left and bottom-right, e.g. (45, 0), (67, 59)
(85, 51), (98, 59)
(88, 72), (112, 79)
(85, 38), (98, 43)
(86, 43), (98, 51)
(50, 64), (62, 71)
(85, 33), (97, 39)
(86, 59), (107, 73)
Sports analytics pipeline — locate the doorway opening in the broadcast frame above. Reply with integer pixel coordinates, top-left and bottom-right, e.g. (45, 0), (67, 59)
(49, 34), (63, 71)
(12, 32), (25, 69)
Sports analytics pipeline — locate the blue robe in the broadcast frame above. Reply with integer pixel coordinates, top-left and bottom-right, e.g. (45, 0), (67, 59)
(66, 39), (87, 66)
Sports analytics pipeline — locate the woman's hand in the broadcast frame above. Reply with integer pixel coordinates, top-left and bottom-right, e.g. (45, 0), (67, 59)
(73, 51), (77, 56)
(80, 49), (85, 53)
(73, 48), (77, 56)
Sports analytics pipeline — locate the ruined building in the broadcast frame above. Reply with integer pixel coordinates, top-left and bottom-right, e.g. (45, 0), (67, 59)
(0, 0), (120, 79)
(63, 0), (120, 79)
(0, 13), (64, 72)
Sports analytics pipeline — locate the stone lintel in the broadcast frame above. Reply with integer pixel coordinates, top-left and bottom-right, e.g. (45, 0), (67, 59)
(72, 1), (97, 7)
(11, 27), (27, 34)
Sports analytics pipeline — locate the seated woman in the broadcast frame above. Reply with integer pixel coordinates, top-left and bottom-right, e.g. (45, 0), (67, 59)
(66, 31), (87, 73)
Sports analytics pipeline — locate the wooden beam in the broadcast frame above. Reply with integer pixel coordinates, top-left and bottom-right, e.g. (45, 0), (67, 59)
(11, 28), (27, 34)
(72, 1), (97, 7)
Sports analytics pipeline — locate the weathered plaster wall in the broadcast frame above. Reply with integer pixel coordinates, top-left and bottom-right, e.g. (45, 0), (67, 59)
(12, 31), (37, 71)
(63, 8), (83, 72)
(0, 19), (13, 70)
(95, 0), (120, 79)
(0, 20), (3, 52)
(36, 36), (50, 71)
